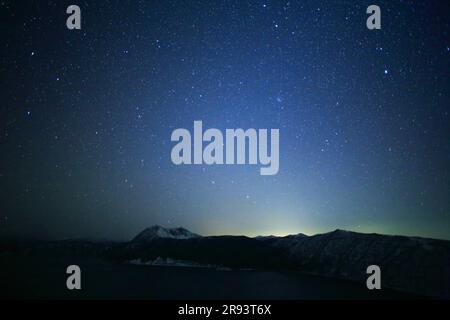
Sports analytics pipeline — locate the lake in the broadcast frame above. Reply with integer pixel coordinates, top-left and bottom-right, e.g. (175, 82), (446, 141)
(0, 254), (422, 299)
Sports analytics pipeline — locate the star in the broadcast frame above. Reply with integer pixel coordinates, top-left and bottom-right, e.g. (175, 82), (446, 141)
(1, 0), (448, 242)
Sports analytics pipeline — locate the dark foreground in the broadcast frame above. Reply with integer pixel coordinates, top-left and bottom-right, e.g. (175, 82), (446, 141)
(0, 254), (423, 300)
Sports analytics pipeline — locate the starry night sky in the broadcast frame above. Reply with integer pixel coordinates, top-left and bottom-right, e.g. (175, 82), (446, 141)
(1, 1), (449, 240)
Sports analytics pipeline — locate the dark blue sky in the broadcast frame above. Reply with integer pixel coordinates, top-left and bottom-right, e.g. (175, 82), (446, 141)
(1, 0), (449, 240)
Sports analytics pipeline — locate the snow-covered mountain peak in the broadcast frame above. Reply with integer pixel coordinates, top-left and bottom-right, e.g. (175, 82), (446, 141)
(132, 225), (201, 241)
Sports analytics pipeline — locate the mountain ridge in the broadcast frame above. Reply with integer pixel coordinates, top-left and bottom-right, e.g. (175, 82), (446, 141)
(132, 225), (202, 241)
(2, 226), (449, 298)
(120, 225), (450, 298)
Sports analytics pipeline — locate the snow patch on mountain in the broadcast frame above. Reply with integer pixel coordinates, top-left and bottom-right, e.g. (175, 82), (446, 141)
(129, 257), (231, 271)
